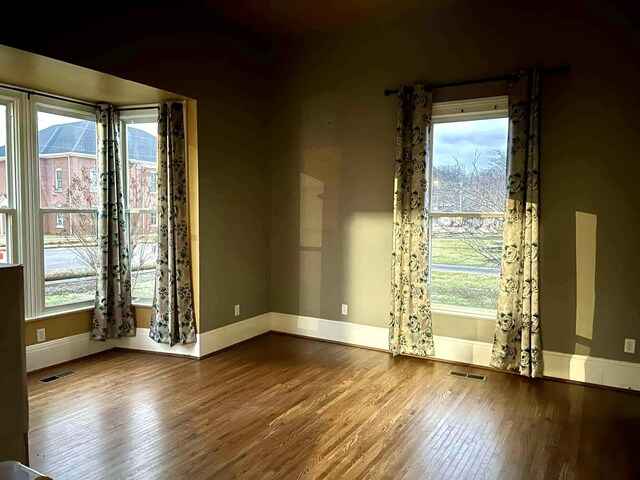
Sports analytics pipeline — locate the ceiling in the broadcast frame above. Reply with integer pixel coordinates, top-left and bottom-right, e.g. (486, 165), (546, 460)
(199, 0), (448, 38)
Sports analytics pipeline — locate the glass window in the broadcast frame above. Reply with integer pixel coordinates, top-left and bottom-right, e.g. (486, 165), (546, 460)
(125, 120), (158, 300)
(89, 169), (98, 193)
(149, 172), (157, 193)
(0, 104), (7, 200)
(38, 109), (98, 307)
(0, 212), (7, 264)
(38, 111), (97, 209)
(54, 168), (63, 191)
(0, 102), (16, 265)
(42, 212), (97, 307)
(429, 114), (508, 311)
(0, 105), (8, 264)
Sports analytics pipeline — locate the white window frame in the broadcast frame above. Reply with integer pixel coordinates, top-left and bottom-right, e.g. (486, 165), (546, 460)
(29, 98), (99, 316)
(429, 96), (509, 319)
(0, 91), (23, 268)
(121, 111), (158, 304)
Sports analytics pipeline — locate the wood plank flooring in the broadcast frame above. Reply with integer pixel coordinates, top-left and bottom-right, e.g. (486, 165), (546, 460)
(27, 333), (640, 479)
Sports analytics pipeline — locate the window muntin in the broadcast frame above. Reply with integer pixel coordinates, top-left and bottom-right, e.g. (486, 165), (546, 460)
(429, 98), (508, 313)
(37, 107), (99, 309)
(123, 119), (158, 301)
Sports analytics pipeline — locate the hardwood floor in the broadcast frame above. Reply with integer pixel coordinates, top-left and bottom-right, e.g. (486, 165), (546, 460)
(27, 333), (640, 480)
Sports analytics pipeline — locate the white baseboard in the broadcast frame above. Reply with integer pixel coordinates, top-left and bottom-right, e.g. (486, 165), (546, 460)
(109, 328), (201, 358)
(27, 311), (640, 391)
(270, 312), (640, 391)
(543, 350), (640, 391)
(26, 314), (272, 372)
(26, 332), (111, 372)
(271, 312), (388, 350)
(199, 313), (271, 357)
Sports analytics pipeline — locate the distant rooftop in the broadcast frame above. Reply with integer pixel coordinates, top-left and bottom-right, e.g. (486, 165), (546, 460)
(0, 120), (156, 162)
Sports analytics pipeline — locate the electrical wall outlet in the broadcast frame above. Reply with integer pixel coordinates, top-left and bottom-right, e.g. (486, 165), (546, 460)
(624, 338), (636, 354)
(341, 304), (348, 315)
(36, 328), (46, 343)
(234, 304), (240, 316)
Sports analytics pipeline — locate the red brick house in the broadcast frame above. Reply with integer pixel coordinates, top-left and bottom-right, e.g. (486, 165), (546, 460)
(0, 121), (157, 235)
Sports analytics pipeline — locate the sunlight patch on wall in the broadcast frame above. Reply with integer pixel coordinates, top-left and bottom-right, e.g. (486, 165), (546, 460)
(299, 173), (324, 317)
(575, 211), (597, 356)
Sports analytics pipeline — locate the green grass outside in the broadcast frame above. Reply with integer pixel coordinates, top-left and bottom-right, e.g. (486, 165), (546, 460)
(431, 270), (499, 310)
(431, 235), (501, 268)
(44, 289), (94, 307)
(44, 270), (155, 307)
(39, 235), (500, 309)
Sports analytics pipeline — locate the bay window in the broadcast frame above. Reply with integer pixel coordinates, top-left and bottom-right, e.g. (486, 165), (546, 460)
(0, 85), (159, 317)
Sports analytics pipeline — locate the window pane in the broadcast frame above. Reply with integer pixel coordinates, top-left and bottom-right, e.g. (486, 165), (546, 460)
(0, 105), (7, 200)
(431, 216), (503, 309)
(37, 111), (97, 208)
(43, 212), (97, 306)
(0, 213), (7, 264)
(432, 118), (508, 213)
(127, 123), (158, 209)
(130, 211), (157, 299)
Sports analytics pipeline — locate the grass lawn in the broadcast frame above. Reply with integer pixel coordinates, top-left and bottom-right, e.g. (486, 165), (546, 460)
(431, 235), (501, 268)
(431, 270), (499, 310)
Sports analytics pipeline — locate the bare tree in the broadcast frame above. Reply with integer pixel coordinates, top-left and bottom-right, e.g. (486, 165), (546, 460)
(128, 161), (157, 294)
(57, 162), (157, 294)
(432, 150), (506, 267)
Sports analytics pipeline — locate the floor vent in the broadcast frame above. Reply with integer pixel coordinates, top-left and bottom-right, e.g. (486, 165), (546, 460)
(39, 370), (77, 384)
(448, 370), (486, 382)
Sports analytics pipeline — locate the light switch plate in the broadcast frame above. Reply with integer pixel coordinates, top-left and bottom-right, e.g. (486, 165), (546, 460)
(36, 328), (46, 343)
(234, 304), (240, 316)
(341, 304), (348, 315)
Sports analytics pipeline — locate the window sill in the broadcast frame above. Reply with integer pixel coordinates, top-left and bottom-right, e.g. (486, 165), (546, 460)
(432, 304), (497, 321)
(26, 303), (93, 322)
(26, 299), (153, 321)
(133, 299), (153, 308)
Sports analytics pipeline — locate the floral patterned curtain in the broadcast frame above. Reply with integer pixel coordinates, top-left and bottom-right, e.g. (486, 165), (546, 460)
(389, 85), (435, 357)
(490, 69), (542, 377)
(149, 101), (197, 346)
(91, 105), (135, 340)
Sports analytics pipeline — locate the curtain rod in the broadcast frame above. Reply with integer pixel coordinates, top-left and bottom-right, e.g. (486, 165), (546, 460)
(383, 66), (570, 96)
(0, 82), (160, 111)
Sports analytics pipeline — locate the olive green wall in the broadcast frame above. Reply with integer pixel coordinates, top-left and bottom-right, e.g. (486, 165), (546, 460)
(0, 10), (272, 332)
(268, 1), (640, 362)
(2, 1), (638, 363)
